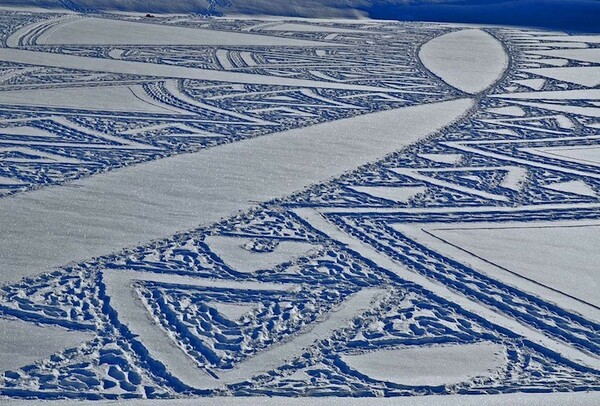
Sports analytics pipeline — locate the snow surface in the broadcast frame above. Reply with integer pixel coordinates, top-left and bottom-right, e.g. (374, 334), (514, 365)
(341, 342), (505, 386)
(350, 185), (426, 204)
(528, 48), (600, 64)
(0, 48), (389, 92)
(301, 208), (600, 370)
(0, 98), (472, 285)
(0, 85), (187, 114)
(34, 16), (336, 47)
(494, 89), (600, 100)
(0, 318), (94, 373)
(204, 236), (321, 274)
(0, 9), (598, 404)
(419, 29), (507, 94)
(429, 223), (600, 306)
(524, 146), (600, 166)
(261, 22), (368, 34)
(521, 67), (600, 88)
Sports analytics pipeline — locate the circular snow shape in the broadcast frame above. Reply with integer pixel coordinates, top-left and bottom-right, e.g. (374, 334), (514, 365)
(340, 342), (505, 387)
(419, 29), (508, 94)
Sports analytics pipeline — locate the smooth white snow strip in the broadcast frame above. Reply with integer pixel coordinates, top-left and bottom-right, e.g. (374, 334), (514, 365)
(0, 98), (473, 286)
(512, 78), (546, 90)
(294, 208), (600, 370)
(215, 49), (234, 70)
(527, 48), (600, 64)
(525, 42), (588, 49)
(0, 318), (94, 373)
(543, 180), (597, 198)
(529, 35), (600, 44)
(506, 101), (600, 118)
(239, 51), (256, 67)
(207, 302), (255, 322)
(492, 89), (600, 100)
(341, 342), (505, 386)
(487, 106), (526, 117)
(523, 145), (600, 167)
(418, 153), (463, 164)
(0, 84), (187, 115)
(0, 147), (81, 164)
(107, 48), (125, 59)
(0, 48), (394, 92)
(522, 67), (600, 88)
(0, 176), (24, 186)
(31, 16), (337, 47)
(529, 58), (569, 67)
(5, 392), (599, 406)
(0, 125), (59, 138)
(418, 29), (508, 94)
(103, 269), (291, 292)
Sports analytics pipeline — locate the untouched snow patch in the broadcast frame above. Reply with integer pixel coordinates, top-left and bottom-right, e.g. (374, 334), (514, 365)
(419, 29), (508, 94)
(341, 342), (505, 386)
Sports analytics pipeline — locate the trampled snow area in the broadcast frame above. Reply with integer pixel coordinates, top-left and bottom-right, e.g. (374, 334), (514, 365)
(0, 8), (598, 405)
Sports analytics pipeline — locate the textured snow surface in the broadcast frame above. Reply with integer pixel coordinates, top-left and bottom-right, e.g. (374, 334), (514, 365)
(0, 9), (598, 404)
(0, 98), (471, 285)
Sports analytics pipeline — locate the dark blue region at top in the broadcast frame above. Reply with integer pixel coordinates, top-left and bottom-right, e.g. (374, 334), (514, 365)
(367, 0), (600, 33)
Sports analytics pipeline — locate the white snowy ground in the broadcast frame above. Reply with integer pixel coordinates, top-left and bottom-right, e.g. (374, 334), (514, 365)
(0, 9), (598, 404)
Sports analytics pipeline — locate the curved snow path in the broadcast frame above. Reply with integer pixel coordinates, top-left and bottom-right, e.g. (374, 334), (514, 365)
(419, 29), (508, 94)
(8, 16), (338, 48)
(0, 98), (473, 286)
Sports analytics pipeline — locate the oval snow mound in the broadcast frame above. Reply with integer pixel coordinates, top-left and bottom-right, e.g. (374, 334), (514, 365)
(419, 29), (508, 94)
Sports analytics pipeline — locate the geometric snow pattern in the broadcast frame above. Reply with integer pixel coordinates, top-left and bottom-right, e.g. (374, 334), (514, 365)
(0, 12), (599, 402)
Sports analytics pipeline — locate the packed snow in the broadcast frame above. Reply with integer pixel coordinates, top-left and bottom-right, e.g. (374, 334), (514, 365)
(0, 6), (598, 405)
